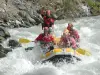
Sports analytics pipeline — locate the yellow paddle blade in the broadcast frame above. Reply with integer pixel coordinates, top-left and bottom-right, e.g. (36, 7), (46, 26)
(76, 48), (91, 56)
(19, 38), (31, 43)
(53, 37), (60, 45)
(85, 50), (91, 56)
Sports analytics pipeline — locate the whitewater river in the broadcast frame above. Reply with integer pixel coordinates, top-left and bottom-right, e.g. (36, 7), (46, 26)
(0, 16), (100, 75)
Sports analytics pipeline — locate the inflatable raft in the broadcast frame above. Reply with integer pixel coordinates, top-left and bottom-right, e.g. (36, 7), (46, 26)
(41, 48), (81, 63)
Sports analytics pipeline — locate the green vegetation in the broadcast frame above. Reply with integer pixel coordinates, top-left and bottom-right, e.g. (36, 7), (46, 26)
(86, 0), (100, 15)
(61, 0), (100, 17)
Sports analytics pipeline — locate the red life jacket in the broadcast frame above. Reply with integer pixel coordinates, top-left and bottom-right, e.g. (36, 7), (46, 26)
(42, 34), (53, 43)
(43, 16), (54, 28)
(61, 35), (70, 43)
(35, 33), (43, 41)
(35, 33), (54, 43)
(71, 30), (80, 41)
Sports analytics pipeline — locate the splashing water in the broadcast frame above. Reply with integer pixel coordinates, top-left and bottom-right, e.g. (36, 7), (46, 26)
(0, 16), (100, 75)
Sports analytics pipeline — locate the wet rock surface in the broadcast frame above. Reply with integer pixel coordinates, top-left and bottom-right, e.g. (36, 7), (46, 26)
(0, 26), (10, 43)
(8, 39), (22, 48)
(0, 44), (12, 58)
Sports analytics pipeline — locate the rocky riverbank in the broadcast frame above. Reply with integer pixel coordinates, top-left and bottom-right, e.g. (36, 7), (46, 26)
(0, 0), (100, 28)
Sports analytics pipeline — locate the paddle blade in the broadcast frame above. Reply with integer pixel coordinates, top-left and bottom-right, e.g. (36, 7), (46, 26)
(76, 48), (91, 56)
(19, 38), (31, 43)
(85, 50), (91, 56)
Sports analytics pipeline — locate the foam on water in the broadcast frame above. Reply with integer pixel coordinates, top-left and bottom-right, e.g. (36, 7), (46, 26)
(0, 16), (100, 75)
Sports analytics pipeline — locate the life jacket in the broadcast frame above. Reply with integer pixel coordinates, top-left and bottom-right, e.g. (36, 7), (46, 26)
(70, 30), (80, 42)
(42, 34), (54, 43)
(43, 16), (54, 28)
(61, 35), (70, 44)
(69, 37), (77, 49)
(35, 33), (53, 43)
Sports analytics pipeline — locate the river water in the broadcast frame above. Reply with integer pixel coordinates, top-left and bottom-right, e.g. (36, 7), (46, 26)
(0, 16), (100, 75)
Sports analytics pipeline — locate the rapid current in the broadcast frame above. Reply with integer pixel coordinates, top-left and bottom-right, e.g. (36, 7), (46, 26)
(0, 16), (100, 75)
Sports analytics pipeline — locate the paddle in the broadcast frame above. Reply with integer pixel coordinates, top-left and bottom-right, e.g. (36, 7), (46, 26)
(19, 38), (34, 43)
(76, 48), (91, 56)
(19, 38), (91, 56)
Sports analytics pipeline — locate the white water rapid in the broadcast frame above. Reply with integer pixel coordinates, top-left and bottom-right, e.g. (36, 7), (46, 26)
(0, 16), (100, 75)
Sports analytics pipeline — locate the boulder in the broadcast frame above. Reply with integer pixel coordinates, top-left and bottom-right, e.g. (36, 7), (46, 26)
(0, 26), (10, 43)
(0, 44), (12, 58)
(8, 39), (22, 48)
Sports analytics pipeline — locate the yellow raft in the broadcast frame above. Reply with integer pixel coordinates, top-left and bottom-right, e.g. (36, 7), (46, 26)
(40, 36), (91, 63)
(41, 48), (81, 63)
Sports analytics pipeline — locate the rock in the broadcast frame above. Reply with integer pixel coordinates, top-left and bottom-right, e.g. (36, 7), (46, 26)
(0, 44), (4, 51)
(51, 14), (58, 20)
(18, 8), (43, 26)
(0, 27), (6, 37)
(3, 48), (12, 54)
(0, 36), (5, 43)
(18, 11), (26, 18)
(0, 11), (8, 20)
(0, 44), (12, 58)
(24, 21), (33, 27)
(8, 39), (22, 48)
(26, 15), (36, 25)
(34, 15), (43, 25)
(12, 0), (26, 10)
(15, 20), (21, 25)
(25, 47), (34, 51)
(0, 26), (10, 43)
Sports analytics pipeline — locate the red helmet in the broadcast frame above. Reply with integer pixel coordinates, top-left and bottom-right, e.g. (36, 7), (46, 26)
(46, 10), (51, 15)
